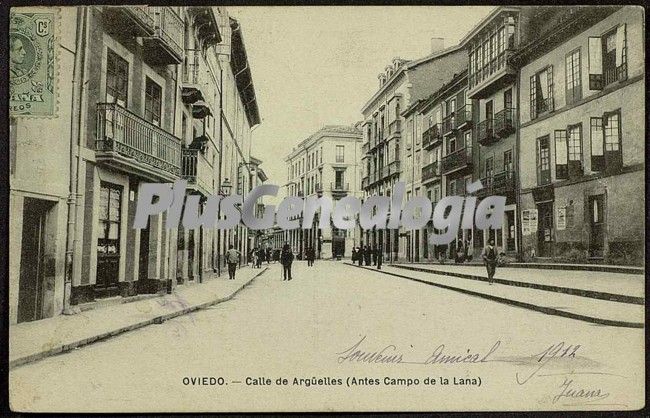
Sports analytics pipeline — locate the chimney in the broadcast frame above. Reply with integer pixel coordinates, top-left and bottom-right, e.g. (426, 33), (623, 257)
(431, 37), (445, 54)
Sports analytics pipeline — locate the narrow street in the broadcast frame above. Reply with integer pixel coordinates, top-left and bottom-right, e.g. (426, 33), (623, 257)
(10, 261), (644, 412)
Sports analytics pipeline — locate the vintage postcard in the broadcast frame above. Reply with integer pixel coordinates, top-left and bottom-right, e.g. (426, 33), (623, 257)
(6, 4), (646, 413)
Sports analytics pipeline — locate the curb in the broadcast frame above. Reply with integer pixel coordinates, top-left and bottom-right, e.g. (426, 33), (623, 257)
(345, 263), (644, 329)
(402, 261), (643, 275)
(390, 264), (644, 305)
(9, 268), (268, 370)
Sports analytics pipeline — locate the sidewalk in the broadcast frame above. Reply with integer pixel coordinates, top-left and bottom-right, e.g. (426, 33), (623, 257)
(9, 266), (268, 369)
(406, 260), (644, 275)
(391, 263), (644, 302)
(348, 263), (644, 329)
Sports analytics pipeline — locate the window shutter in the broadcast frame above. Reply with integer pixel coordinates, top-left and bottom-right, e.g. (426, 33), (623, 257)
(547, 65), (554, 111)
(616, 24), (628, 81)
(615, 24), (626, 67)
(590, 117), (605, 171)
(529, 74), (537, 120)
(588, 37), (603, 90)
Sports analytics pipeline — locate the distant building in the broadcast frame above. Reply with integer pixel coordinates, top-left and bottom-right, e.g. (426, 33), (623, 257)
(284, 125), (363, 259)
(360, 42), (467, 261)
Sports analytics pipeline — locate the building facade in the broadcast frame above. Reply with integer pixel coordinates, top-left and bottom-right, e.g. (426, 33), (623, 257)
(360, 42), (467, 262)
(513, 6), (644, 264)
(462, 7), (520, 258)
(9, 6), (262, 324)
(284, 125), (363, 259)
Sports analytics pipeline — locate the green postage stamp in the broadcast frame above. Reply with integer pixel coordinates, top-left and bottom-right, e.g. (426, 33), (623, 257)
(9, 8), (58, 118)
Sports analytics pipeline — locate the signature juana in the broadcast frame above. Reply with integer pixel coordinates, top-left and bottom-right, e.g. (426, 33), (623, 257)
(336, 336), (501, 365)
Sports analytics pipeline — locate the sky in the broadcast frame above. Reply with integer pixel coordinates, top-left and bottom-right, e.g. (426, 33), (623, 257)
(227, 6), (495, 190)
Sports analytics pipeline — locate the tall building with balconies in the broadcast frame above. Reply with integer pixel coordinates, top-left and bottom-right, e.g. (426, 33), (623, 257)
(461, 6), (520, 257)
(513, 6), (644, 264)
(9, 6), (261, 323)
(403, 69), (478, 262)
(284, 125), (363, 259)
(360, 42), (466, 261)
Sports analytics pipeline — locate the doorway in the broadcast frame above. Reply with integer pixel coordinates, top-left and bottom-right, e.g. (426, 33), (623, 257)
(537, 202), (554, 257)
(96, 182), (122, 298)
(588, 195), (605, 258)
(18, 198), (53, 323)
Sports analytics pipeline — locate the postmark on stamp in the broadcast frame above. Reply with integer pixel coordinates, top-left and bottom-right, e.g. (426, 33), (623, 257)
(9, 8), (58, 118)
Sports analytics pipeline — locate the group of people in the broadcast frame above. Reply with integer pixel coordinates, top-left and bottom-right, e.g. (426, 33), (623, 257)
(249, 246), (272, 269)
(351, 245), (383, 270)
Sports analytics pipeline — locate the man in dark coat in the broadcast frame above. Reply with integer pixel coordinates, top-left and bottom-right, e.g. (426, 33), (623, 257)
(372, 246), (377, 266)
(266, 247), (272, 265)
(482, 239), (498, 284)
(357, 246), (364, 266)
(364, 246), (372, 266)
(281, 244), (294, 281)
(376, 245), (383, 270)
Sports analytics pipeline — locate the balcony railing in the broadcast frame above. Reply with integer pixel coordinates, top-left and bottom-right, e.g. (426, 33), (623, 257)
(181, 49), (217, 107)
(331, 182), (349, 193)
(96, 103), (182, 178)
(441, 147), (472, 174)
(361, 176), (369, 189)
(102, 6), (155, 38)
(603, 63), (628, 88)
(182, 148), (213, 195)
(144, 7), (184, 64)
(442, 113), (456, 135)
(531, 97), (554, 120)
(477, 170), (516, 197)
(493, 107), (515, 137)
(421, 161), (440, 182)
(456, 104), (472, 128)
(422, 123), (442, 149)
(477, 119), (495, 146)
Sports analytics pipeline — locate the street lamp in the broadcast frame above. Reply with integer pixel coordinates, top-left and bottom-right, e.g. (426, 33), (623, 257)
(216, 178), (233, 277)
(220, 178), (232, 196)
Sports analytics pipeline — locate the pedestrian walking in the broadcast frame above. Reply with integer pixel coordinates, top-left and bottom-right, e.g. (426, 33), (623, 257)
(281, 243), (294, 281)
(266, 247), (271, 265)
(482, 239), (498, 284)
(225, 244), (241, 280)
(364, 246), (371, 266)
(357, 247), (364, 266)
(372, 246), (377, 266)
(376, 245), (383, 270)
(455, 240), (466, 263)
(306, 246), (315, 267)
(351, 247), (357, 263)
(257, 246), (265, 268)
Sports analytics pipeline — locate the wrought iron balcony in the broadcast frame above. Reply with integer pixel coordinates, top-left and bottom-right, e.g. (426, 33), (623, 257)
(181, 49), (217, 108)
(421, 161), (440, 183)
(477, 170), (516, 197)
(102, 6), (155, 38)
(456, 104), (473, 129)
(182, 148), (214, 196)
(143, 7), (184, 65)
(442, 113), (456, 135)
(493, 107), (515, 137)
(96, 103), (182, 181)
(441, 147), (472, 174)
(361, 176), (369, 189)
(422, 123), (442, 149)
(477, 119), (495, 146)
(531, 97), (554, 120)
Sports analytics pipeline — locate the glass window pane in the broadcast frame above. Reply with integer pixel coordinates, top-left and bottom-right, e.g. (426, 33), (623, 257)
(108, 223), (119, 240)
(99, 188), (109, 220)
